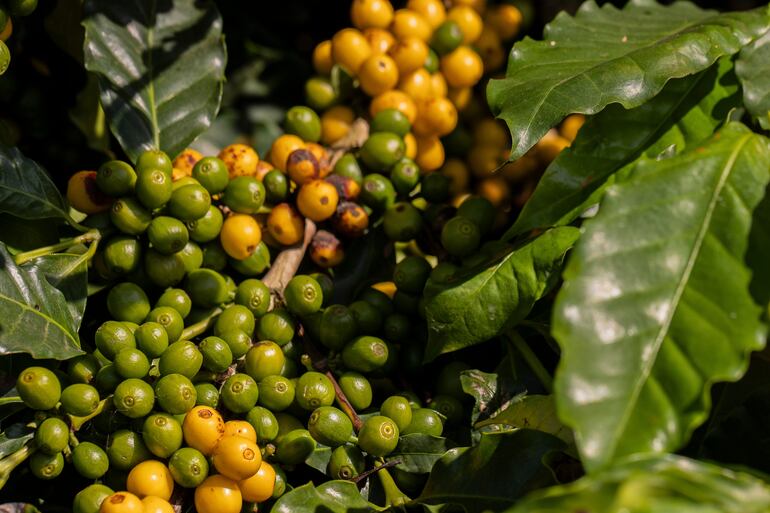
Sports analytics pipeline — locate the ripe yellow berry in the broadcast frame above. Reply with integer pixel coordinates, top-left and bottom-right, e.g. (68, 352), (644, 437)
(388, 37), (429, 75)
(182, 406), (225, 456)
(332, 28), (372, 75)
(223, 420), (258, 443)
(267, 203), (306, 246)
(173, 148), (203, 178)
(370, 90), (417, 124)
(218, 143), (259, 178)
(313, 40), (333, 75)
(440, 46), (483, 88)
(269, 134), (305, 171)
(420, 97), (458, 136)
(194, 475), (242, 513)
(100, 492), (143, 513)
(415, 136), (445, 172)
(487, 4), (523, 40)
(126, 460), (174, 500)
(363, 27), (396, 55)
(447, 5), (483, 44)
(351, 0), (395, 30)
(398, 68), (433, 102)
(406, 0), (446, 29)
(212, 434), (262, 481)
(321, 106), (355, 146)
(220, 214), (261, 261)
(238, 462), (277, 503)
(358, 54), (400, 97)
(403, 132), (417, 159)
(390, 9), (432, 42)
(297, 180), (340, 222)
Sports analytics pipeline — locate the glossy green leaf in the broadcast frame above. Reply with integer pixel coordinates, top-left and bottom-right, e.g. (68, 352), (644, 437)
(331, 227), (394, 305)
(0, 146), (68, 221)
(737, 30), (770, 130)
(0, 424), (33, 459)
(475, 395), (572, 445)
(386, 434), (453, 474)
(487, 1), (769, 161)
(23, 254), (89, 332)
(553, 122), (770, 472)
(70, 73), (111, 155)
(272, 480), (371, 513)
(418, 430), (564, 511)
(423, 227), (579, 361)
(506, 454), (770, 513)
(460, 369), (522, 426)
(304, 444), (331, 474)
(83, 0), (226, 162)
(508, 57), (741, 237)
(0, 244), (83, 359)
(747, 185), (770, 308)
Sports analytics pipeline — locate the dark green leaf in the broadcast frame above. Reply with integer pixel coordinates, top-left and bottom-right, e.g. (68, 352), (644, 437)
(0, 146), (68, 221)
(737, 31), (770, 129)
(475, 395), (572, 446)
(424, 227), (579, 361)
(506, 454), (770, 513)
(487, 1), (769, 161)
(331, 227), (395, 305)
(70, 73), (111, 155)
(0, 215), (60, 254)
(460, 369), (523, 427)
(553, 122), (770, 472)
(83, 0), (227, 161)
(386, 434), (453, 474)
(0, 244), (83, 359)
(418, 430), (564, 512)
(23, 254), (89, 332)
(0, 423), (33, 459)
(271, 480), (371, 513)
(508, 57), (741, 237)
(747, 184), (770, 308)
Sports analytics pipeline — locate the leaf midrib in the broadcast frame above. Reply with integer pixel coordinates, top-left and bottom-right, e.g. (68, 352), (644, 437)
(146, 0), (160, 149)
(0, 293), (78, 345)
(604, 130), (753, 466)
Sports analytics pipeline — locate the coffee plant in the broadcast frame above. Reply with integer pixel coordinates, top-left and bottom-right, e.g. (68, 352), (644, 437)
(1, 0), (770, 512)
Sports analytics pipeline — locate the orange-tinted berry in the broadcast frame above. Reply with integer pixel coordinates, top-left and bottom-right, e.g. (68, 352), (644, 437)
(267, 203), (305, 246)
(297, 180), (339, 222)
(326, 175), (361, 201)
(218, 144), (260, 179)
(351, 0), (394, 30)
(269, 134), (305, 171)
(406, 0), (446, 29)
(310, 230), (345, 268)
(398, 68), (433, 102)
(363, 28), (395, 55)
(390, 9), (432, 42)
(313, 40), (333, 75)
(358, 55), (400, 97)
(68, 170), (113, 214)
(331, 28), (372, 75)
(440, 46), (483, 88)
(220, 214), (262, 260)
(447, 6), (483, 44)
(415, 136), (445, 172)
(321, 106), (355, 146)
(388, 37), (429, 75)
(173, 148), (203, 178)
(332, 202), (369, 238)
(370, 90), (417, 124)
(286, 148), (321, 186)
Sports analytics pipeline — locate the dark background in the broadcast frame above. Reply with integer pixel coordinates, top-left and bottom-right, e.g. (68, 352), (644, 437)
(0, 0), (765, 189)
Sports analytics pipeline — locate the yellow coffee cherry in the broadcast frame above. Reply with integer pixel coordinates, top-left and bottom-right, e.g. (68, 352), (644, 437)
(535, 130), (571, 164)
(475, 26), (505, 72)
(398, 68), (433, 102)
(390, 9), (432, 42)
(351, 0), (394, 30)
(100, 492), (143, 513)
(212, 434), (262, 481)
(67, 170), (112, 214)
(310, 230), (345, 268)
(218, 143), (259, 178)
(269, 134), (305, 171)
(238, 462), (277, 503)
(321, 106), (355, 146)
(267, 203), (305, 246)
(224, 420), (258, 443)
(440, 45), (483, 88)
(447, 87), (472, 110)
(406, 0), (446, 29)
(182, 405), (225, 456)
(411, 109), (434, 137)
(486, 4), (523, 40)
(430, 72), (448, 97)
(403, 133), (417, 159)
(141, 496), (175, 513)
(126, 460), (174, 500)
(220, 214), (261, 260)
(332, 28), (372, 75)
(477, 176), (511, 208)
(442, 158), (471, 196)
(473, 118), (509, 148)
(370, 90), (417, 124)
(447, 5), (483, 44)
(371, 281), (397, 299)
(560, 114), (586, 142)
(363, 27), (395, 55)
(313, 40), (333, 75)
(306, 143), (331, 177)
(194, 475), (242, 513)
(297, 180), (339, 222)
(287, 148), (321, 185)
(388, 37), (429, 75)
(332, 202), (369, 238)
(469, 144), (504, 178)
(421, 97), (458, 136)
(415, 136), (445, 172)
(358, 54), (400, 97)
(173, 148), (203, 178)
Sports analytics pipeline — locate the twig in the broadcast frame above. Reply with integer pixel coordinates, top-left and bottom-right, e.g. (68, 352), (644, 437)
(13, 229), (101, 265)
(352, 458), (401, 484)
(180, 307), (224, 340)
(262, 219), (317, 309)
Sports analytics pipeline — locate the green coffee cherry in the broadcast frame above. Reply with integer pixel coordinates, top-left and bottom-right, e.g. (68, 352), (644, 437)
(358, 415), (399, 457)
(96, 160), (136, 196)
(113, 379), (154, 418)
(295, 371), (335, 410)
(380, 395), (413, 431)
(246, 406), (280, 443)
(342, 336), (389, 373)
(338, 372), (373, 411)
(308, 406), (354, 447)
(136, 166), (173, 209)
(328, 445), (365, 480)
(155, 373), (196, 414)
